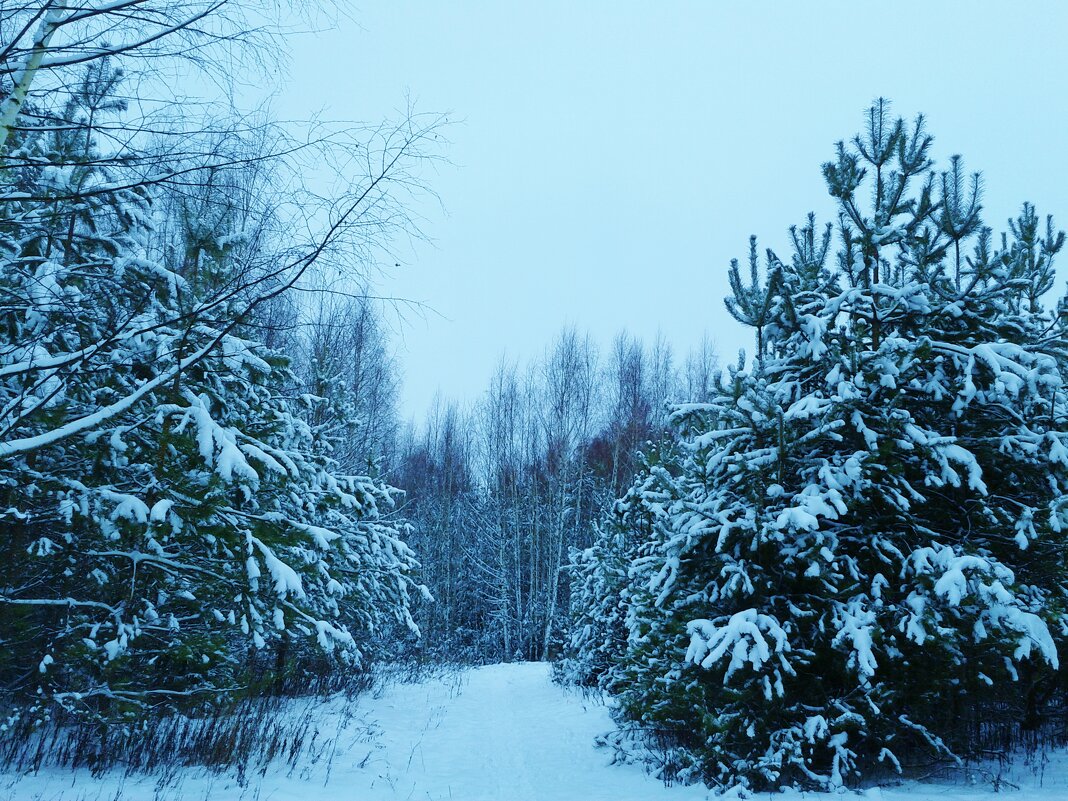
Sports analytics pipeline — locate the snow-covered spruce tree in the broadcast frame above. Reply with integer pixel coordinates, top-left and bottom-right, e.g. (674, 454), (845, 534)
(0, 66), (421, 722)
(560, 443), (677, 690)
(605, 101), (1068, 789)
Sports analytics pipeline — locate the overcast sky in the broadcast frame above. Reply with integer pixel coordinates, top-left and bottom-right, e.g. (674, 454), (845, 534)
(275, 1), (1068, 421)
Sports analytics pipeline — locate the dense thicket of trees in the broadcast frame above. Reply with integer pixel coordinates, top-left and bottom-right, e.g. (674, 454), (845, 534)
(0, 1), (438, 728)
(392, 328), (717, 662)
(562, 102), (1068, 791)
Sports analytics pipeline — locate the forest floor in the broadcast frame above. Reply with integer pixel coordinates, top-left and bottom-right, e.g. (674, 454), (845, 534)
(3, 662), (1066, 800)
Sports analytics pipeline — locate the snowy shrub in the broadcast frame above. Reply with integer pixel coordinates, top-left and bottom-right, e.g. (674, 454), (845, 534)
(573, 100), (1068, 790)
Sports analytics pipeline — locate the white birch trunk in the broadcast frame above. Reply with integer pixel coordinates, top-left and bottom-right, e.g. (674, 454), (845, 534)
(0, 9), (63, 152)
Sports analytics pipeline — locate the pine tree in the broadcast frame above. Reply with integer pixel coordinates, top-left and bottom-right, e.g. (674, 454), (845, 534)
(561, 444), (677, 690)
(0, 66), (422, 723)
(584, 101), (1068, 790)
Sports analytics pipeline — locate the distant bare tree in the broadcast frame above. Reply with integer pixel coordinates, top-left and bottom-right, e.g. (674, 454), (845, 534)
(684, 332), (718, 402)
(298, 289), (400, 473)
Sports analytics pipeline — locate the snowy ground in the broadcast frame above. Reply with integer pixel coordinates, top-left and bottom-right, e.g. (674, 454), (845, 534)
(3, 662), (1067, 800)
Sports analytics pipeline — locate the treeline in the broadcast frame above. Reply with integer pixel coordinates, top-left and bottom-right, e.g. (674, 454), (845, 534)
(391, 328), (718, 662)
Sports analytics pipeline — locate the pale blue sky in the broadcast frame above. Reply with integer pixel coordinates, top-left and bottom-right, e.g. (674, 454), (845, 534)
(276, 1), (1068, 420)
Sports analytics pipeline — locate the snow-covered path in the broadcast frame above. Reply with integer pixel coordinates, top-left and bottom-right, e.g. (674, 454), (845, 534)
(351, 661), (707, 800)
(4, 662), (1068, 800)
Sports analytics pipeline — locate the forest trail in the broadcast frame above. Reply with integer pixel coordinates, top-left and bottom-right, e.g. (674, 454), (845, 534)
(5, 662), (1068, 800)
(352, 661), (707, 800)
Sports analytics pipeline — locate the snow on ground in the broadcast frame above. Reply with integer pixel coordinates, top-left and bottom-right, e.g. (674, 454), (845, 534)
(3, 662), (1067, 800)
